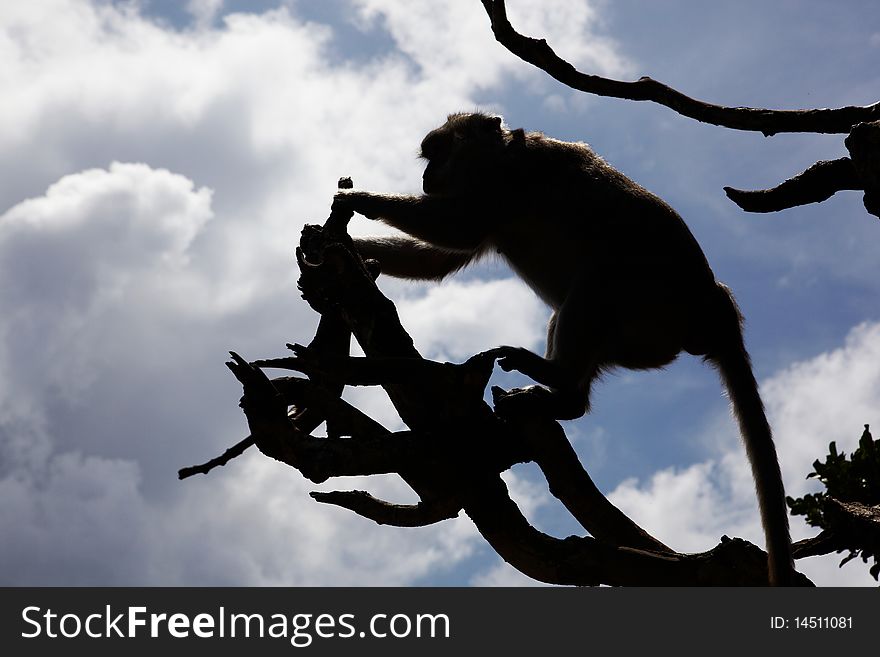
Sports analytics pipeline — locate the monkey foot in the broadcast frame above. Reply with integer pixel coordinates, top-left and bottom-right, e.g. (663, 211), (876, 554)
(492, 384), (550, 417)
(485, 345), (540, 374)
(490, 385), (582, 420)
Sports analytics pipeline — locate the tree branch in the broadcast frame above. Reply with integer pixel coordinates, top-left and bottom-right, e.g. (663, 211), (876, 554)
(310, 490), (462, 527)
(514, 415), (670, 553)
(723, 158), (862, 213)
(479, 0), (879, 136)
(178, 434), (256, 480)
(463, 475), (812, 585)
(196, 181), (816, 585)
(179, 180), (357, 479)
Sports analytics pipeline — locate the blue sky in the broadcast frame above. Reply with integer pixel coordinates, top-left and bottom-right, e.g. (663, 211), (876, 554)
(1, 0), (877, 586)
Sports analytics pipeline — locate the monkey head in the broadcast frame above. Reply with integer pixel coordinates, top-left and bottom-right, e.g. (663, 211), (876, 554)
(419, 112), (508, 195)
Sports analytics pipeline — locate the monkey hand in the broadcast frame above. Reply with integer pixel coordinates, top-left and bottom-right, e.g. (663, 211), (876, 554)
(332, 190), (379, 219)
(331, 190), (355, 213)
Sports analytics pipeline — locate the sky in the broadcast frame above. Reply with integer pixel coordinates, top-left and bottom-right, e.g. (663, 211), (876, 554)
(0, 0), (878, 587)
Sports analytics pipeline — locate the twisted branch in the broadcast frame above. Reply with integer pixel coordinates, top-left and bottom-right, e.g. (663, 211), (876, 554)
(479, 0), (880, 136)
(184, 187), (819, 585)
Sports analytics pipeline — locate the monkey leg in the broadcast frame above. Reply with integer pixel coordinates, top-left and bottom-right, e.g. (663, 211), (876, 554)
(352, 236), (475, 281)
(487, 343), (574, 417)
(489, 344), (596, 420)
(489, 288), (607, 420)
(492, 383), (588, 420)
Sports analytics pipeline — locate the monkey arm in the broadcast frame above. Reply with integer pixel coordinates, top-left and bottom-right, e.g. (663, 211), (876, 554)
(353, 236), (477, 280)
(335, 190), (491, 250)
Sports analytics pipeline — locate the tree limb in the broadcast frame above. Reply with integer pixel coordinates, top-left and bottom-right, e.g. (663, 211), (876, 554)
(723, 158), (861, 213)
(225, 219), (814, 584)
(513, 415), (670, 553)
(465, 475), (799, 585)
(179, 180), (357, 479)
(178, 434), (256, 480)
(310, 490), (462, 527)
(479, 0), (880, 136)
(194, 182), (817, 585)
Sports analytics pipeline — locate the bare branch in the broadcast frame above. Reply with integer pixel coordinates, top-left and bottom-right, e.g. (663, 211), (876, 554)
(724, 158), (861, 213)
(179, 180), (357, 479)
(178, 435), (255, 480)
(515, 416), (670, 552)
(480, 0), (879, 135)
(311, 490), (461, 527)
(270, 377), (391, 440)
(231, 371), (461, 484)
(200, 182), (818, 585)
(256, 344), (494, 392)
(792, 530), (843, 560)
(466, 475), (811, 585)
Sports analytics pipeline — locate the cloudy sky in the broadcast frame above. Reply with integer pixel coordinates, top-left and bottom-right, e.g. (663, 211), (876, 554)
(1, 0), (877, 586)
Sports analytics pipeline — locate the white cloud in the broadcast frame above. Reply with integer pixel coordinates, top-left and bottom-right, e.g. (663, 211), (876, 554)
(1, 0), (874, 589)
(610, 463), (732, 552)
(396, 278), (547, 361)
(1, 162), (211, 264)
(0, 0), (630, 585)
(187, 0), (224, 29)
(608, 321), (880, 586)
(502, 466), (553, 523)
(0, 442), (483, 585)
(0, 162), (213, 408)
(351, 0), (630, 91)
(0, 158), (482, 585)
(468, 467), (556, 587)
(763, 322), (880, 484)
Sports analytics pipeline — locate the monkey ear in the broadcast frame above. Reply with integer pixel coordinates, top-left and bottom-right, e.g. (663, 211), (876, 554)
(478, 114), (503, 134)
(507, 128), (526, 150)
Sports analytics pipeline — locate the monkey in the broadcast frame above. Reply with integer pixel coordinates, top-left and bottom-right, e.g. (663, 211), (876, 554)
(333, 112), (794, 585)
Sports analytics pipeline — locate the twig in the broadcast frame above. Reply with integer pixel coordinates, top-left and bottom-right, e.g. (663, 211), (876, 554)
(178, 435), (256, 480)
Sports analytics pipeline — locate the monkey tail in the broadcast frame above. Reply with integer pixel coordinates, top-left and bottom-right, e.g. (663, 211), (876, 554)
(707, 284), (794, 586)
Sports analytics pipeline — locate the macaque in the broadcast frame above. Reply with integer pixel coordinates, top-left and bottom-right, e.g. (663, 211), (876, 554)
(333, 112), (793, 585)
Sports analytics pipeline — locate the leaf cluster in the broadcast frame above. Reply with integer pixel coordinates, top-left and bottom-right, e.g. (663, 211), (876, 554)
(788, 425), (880, 579)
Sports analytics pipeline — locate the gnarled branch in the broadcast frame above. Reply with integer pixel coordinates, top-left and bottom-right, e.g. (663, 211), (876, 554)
(724, 158), (862, 213)
(478, 2), (880, 218)
(479, 0), (879, 136)
(185, 188), (817, 585)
